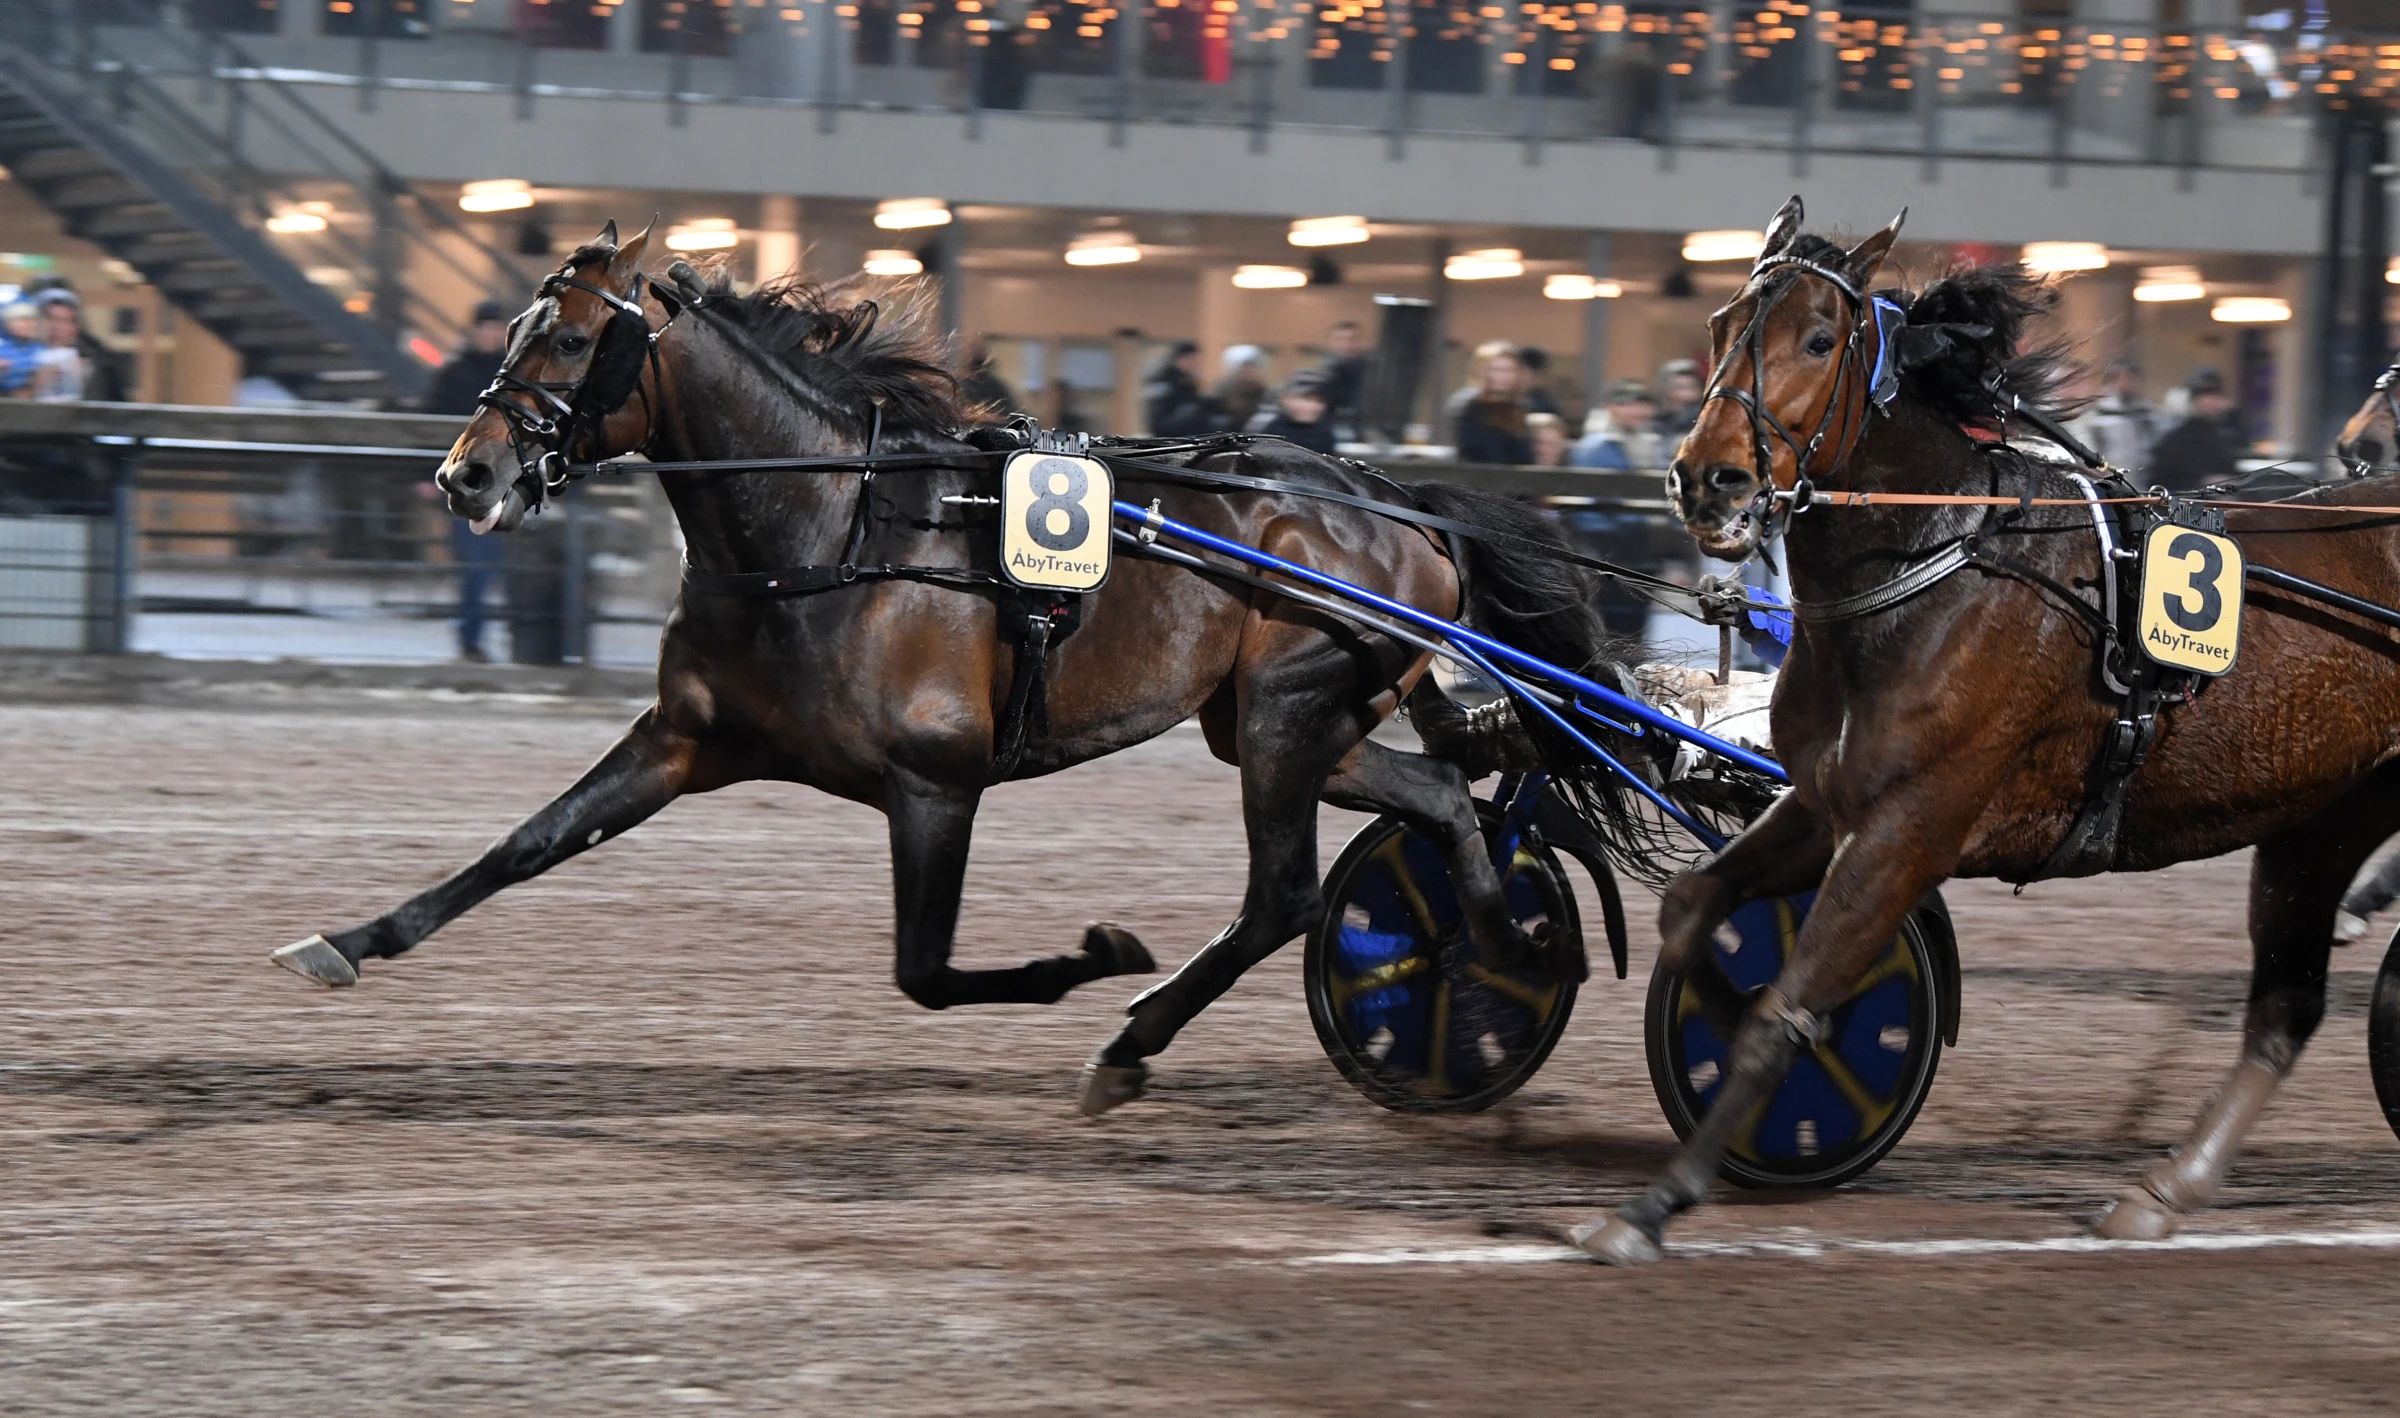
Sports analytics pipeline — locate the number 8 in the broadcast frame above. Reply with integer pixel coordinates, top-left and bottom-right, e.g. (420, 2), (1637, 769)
(1025, 459), (1089, 552)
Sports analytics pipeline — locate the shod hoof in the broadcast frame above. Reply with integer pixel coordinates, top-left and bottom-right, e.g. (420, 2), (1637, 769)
(1082, 922), (1157, 977)
(1571, 1212), (1665, 1267)
(2093, 1185), (2180, 1242)
(270, 935), (359, 989)
(1078, 1060), (1148, 1116)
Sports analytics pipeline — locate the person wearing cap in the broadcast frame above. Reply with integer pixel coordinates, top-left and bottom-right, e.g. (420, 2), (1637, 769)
(2149, 366), (2244, 494)
(1144, 339), (1220, 436)
(1247, 367), (1338, 454)
(1571, 378), (1663, 471)
(426, 299), (512, 417)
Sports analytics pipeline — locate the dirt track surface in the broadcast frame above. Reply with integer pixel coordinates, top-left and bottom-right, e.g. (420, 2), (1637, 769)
(6, 679), (2400, 1415)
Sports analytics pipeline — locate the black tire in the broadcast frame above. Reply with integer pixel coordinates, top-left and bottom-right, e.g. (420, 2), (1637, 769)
(1306, 802), (1582, 1113)
(2368, 927), (2400, 1142)
(1643, 892), (1951, 1189)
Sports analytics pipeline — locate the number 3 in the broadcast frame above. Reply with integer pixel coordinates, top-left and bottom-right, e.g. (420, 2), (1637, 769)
(2161, 530), (2223, 633)
(1025, 459), (1089, 552)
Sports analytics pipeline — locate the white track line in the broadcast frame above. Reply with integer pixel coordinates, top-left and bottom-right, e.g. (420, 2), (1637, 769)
(1293, 1228), (2400, 1266)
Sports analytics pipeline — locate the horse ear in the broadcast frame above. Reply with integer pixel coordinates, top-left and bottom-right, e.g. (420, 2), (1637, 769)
(615, 217), (653, 269)
(1754, 195), (1805, 272)
(1844, 208), (1907, 288)
(594, 219), (620, 254)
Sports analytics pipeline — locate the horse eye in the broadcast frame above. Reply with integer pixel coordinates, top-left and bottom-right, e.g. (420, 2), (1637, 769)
(1806, 333), (1837, 357)
(555, 332), (591, 355)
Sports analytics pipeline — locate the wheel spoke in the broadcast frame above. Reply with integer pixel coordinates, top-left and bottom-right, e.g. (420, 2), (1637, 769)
(1424, 982), (1453, 1092)
(1369, 837), (1447, 942)
(1460, 962), (1559, 1015)
(1329, 952), (1435, 1006)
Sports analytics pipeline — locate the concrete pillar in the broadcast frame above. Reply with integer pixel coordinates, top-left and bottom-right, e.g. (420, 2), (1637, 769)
(1581, 231), (1612, 417)
(755, 194), (802, 285)
(1196, 265), (1243, 390)
(933, 216), (964, 345)
(606, 0), (639, 55)
(1422, 235), (1452, 442)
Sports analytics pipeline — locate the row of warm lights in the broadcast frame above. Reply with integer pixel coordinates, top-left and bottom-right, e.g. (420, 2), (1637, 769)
(2030, 244), (2295, 322)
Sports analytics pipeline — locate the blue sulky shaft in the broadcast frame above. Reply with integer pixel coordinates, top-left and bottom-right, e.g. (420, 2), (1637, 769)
(1110, 500), (1789, 784)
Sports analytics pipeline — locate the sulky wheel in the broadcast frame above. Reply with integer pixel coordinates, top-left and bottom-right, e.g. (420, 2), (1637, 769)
(1306, 800), (1583, 1113)
(1645, 891), (1953, 1189)
(2368, 928), (2400, 1142)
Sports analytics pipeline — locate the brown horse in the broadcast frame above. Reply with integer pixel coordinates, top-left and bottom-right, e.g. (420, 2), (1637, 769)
(2336, 359), (2399, 477)
(1576, 195), (2400, 1264)
(270, 225), (1616, 1115)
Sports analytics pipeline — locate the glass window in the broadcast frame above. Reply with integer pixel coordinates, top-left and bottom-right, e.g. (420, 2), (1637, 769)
(321, 0), (435, 36)
(513, 0), (613, 48)
(642, 0), (734, 55)
(190, 0), (283, 32)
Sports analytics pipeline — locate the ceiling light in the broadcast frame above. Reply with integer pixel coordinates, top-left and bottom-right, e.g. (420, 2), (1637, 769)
(1064, 231), (1141, 267)
(665, 218), (740, 252)
(1288, 216), (1369, 248)
(1544, 273), (1622, 300)
(862, 249), (924, 276)
(2211, 296), (2291, 324)
(2020, 241), (2110, 273)
(264, 209), (328, 234)
(1681, 229), (1765, 263)
(458, 178), (533, 213)
(1444, 248), (1523, 281)
(2132, 265), (2205, 302)
(1231, 264), (1307, 290)
(875, 198), (952, 231)
(2387, 258), (2398, 286)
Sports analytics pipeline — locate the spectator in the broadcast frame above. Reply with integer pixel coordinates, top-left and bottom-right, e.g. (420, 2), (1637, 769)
(1248, 367), (1338, 454)
(1652, 358), (1705, 440)
(1444, 339), (1518, 437)
(28, 280), (126, 401)
(1454, 347), (1534, 465)
(30, 290), (91, 402)
(423, 301), (514, 662)
(2079, 358), (2159, 473)
(2150, 366), (2244, 494)
(1143, 340), (1220, 436)
(1526, 411), (1572, 468)
(1572, 379), (1664, 470)
(0, 300), (40, 397)
(1213, 344), (1269, 433)
(959, 337), (1019, 415)
(1317, 319), (1369, 440)
(426, 300), (511, 416)
(1516, 346), (1563, 418)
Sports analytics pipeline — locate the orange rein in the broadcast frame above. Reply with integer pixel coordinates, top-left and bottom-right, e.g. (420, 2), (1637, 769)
(1806, 490), (2400, 516)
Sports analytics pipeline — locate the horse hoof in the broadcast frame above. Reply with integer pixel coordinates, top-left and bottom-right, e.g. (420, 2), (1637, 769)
(1078, 1061), (1147, 1116)
(1083, 922), (1157, 976)
(1570, 1213), (1664, 1267)
(2093, 1186), (2180, 1241)
(270, 935), (359, 989)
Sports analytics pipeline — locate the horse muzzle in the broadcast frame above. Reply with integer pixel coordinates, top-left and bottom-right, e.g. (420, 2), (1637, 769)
(434, 456), (540, 535)
(1668, 458), (1768, 561)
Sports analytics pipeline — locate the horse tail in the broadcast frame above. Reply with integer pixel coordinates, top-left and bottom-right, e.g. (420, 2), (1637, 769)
(1406, 481), (1617, 681)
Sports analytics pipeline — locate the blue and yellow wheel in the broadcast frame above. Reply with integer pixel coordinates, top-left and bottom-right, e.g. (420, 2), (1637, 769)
(1644, 892), (1953, 1189)
(1306, 801), (1584, 1113)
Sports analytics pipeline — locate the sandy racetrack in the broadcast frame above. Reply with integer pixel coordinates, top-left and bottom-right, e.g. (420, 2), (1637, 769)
(5, 668), (2399, 1414)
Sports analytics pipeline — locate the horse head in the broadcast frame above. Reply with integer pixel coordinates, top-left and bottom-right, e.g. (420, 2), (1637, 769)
(2335, 362), (2400, 477)
(436, 220), (661, 534)
(1669, 196), (1903, 560)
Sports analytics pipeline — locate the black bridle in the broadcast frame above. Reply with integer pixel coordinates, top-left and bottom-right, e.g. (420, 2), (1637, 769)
(2349, 360), (2400, 478)
(1696, 254), (1902, 548)
(474, 266), (675, 510)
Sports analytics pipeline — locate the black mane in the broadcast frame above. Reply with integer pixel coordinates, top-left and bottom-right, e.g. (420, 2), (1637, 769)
(1778, 234), (2086, 434)
(672, 262), (979, 434)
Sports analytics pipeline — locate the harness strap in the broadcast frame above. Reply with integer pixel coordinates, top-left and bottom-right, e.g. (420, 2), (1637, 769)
(679, 559), (1001, 597)
(1787, 540), (1973, 623)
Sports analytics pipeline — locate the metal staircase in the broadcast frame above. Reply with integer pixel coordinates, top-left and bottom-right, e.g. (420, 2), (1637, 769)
(0, 9), (533, 404)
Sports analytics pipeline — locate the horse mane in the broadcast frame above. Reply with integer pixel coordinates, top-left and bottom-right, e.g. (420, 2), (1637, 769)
(1778, 233), (2088, 434)
(670, 260), (983, 433)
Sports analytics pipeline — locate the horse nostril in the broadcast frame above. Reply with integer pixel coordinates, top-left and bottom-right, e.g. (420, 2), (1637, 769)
(1705, 463), (1755, 493)
(445, 460), (495, 495)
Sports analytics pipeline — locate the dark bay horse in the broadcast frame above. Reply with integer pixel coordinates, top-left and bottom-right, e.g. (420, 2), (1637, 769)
(1576, 195), (2400, 1264)
(271, 225), (1612, 1115)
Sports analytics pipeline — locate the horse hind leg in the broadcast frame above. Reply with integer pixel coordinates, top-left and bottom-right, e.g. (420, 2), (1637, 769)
(884, 766), (1155, 1013)
(2095, 795), (2399, 1239)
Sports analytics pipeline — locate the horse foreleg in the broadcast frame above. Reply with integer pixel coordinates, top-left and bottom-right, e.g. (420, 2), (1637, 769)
(1657, 789), (1836, 976)
(884, 766), (1154, 1011)
(271, 707), (712, 987)
(1578, 800), (1956, 1264)
(2094, 799), (2394, 1239)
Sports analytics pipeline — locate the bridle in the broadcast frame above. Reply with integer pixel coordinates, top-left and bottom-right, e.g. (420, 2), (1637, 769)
(2349, 360), (2400, 478)
(474, 264), (675, 509)
(1696, 254), (1903, 548)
